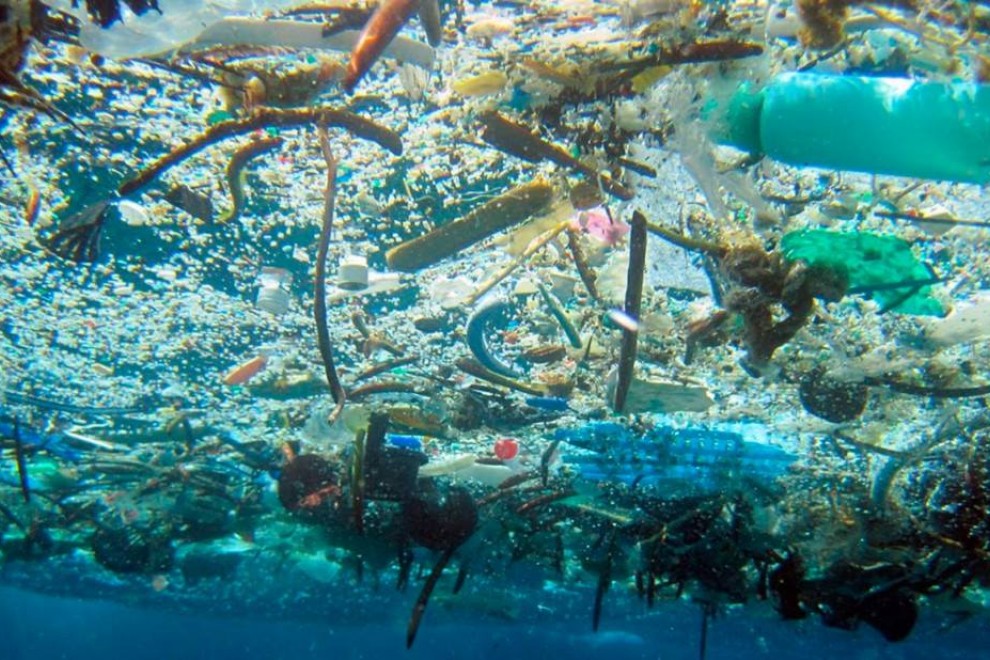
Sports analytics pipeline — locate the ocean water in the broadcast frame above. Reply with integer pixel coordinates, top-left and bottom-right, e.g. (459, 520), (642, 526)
(6, 585), (990, 660)
(3, 0), (990, 658)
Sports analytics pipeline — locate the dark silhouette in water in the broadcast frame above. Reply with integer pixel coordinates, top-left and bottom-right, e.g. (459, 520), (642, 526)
(404, 484), (478, 648)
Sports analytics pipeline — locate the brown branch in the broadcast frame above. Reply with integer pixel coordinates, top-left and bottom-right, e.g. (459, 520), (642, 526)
(455, 357), (552, 396)
(118, 107), (402, 196)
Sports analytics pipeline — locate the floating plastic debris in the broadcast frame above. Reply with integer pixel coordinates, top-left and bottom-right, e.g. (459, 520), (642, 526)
(116, 199), (150, 226)
(714, 73), (990, 184)
(222, 355), (268, 386)
(493, 437), (518, 460)
(5, 0), (990, 652)
(557, 422), (797, 495)
(338, 253), (370, 290)
(780, 230), (945, 316)
(606, 308), (640, 333)
(925, 292), (990, 346)
(256, 267), (293, 315)
(452, 70), (508, 97)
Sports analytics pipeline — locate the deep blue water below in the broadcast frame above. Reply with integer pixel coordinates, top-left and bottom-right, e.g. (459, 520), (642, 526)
(2, 586), (989, 660)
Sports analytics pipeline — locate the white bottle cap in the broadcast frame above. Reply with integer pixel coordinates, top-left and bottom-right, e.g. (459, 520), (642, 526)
(257, 287), (290, 315)
(256, 267), (293, 315)
(338, 254), (369, 290)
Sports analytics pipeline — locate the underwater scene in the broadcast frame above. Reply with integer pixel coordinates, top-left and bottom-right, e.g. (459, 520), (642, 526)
(2, 0), (990, 657)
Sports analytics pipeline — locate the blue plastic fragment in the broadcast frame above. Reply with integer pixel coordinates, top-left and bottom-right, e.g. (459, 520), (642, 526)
(466, 301), (524, 379)
(386, 434), (424, 451)
(555, 422), (797, 494)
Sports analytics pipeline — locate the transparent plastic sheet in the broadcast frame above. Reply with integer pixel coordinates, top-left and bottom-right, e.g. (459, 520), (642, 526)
(40, 0), (307, 58)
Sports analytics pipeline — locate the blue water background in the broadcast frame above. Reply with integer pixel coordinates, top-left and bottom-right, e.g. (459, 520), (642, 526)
(3, 587), (989, 659)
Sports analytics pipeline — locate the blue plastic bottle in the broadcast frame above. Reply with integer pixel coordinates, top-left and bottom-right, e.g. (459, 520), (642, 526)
(714, 72), (990, 184)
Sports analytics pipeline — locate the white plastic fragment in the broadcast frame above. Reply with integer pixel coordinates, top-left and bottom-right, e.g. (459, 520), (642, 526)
(765, 1), (803, 39)
(117, 200), (150, 226)
(44, 1), (435, 66)
(607, 309), (640, 333)
(418, 454), (477, 478)
(451, 461), (516, 488)
(925, 292), (990, 347)
(338, 255), (370, 291)
(42, 0), (296, 58)
(256, 267), (293, 316)
(191, 19), (436, 68)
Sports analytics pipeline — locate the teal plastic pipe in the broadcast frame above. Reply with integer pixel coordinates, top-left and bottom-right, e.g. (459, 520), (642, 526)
(714, 72), (990, 184)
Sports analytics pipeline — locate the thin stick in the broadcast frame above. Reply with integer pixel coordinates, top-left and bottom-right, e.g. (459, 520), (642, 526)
(12, 419), (30, 504)
(0, 146), (16, 178)
(566, 227), (601, 302)
(3, 391), (145, 415)
(699, 603), (711, 660)
(863, 377), (990, 399)
(612, 211), (647, 413)
(599, 40), (764, 72)
(848, 276), (947, 294)
(479, 111), (633, 200)
(315, 126), (347, 421)
(406, 546), (455, 648)
(348, 381), (428, 400)
(875, 209), (990, 230)
(464, 221), (569, 306)
(385, 181), (553, 272)
(455, 358), (552, 396)
(645, 221), (723, 256)
(352, 428), (366, 535)
(353, 355), (420, 382)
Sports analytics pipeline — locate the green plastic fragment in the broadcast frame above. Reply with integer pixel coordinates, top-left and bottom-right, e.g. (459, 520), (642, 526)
(780, 230), (945, 316)
(266, 127), (280, 138)
(206, 110), (234, 125)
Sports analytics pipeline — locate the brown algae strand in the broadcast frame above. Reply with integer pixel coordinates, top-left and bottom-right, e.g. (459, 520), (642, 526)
(219, 137), (283, 224)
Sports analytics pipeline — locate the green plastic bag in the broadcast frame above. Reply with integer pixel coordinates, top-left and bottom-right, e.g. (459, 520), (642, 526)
(780, 230), (944, 316)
